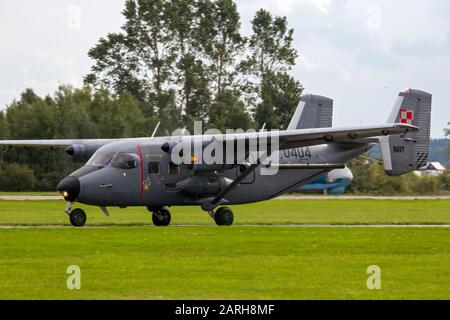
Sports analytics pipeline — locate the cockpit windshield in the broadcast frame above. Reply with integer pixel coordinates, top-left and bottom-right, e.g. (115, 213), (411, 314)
(87, 153), (115, 168)
(111, 153), (139, 169)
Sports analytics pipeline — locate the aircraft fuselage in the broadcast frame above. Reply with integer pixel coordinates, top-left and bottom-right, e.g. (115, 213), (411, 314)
(65, 139), (372, 207)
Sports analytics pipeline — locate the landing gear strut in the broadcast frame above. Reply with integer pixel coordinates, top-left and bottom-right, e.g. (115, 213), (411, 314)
(213, 207), (234, 226)
(69, 208), (87, 227)
(147, 206), (171, 226)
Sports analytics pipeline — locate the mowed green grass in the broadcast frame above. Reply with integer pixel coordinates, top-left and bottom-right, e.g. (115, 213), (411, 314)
(1, 199), (450, 299)
(0, 199), (449, 225)
(0, 192), (59, 196)
(1, 227), (450, 299)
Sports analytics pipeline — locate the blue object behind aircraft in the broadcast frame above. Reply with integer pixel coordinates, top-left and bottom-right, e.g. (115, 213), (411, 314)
(297, 167), (353, 194)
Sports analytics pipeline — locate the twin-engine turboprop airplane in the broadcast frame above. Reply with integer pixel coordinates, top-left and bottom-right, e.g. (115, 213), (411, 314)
(0, 89), (431, 227)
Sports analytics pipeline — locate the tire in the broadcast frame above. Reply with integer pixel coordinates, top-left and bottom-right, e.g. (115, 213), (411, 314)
(214, 207), (234, 226)
(69, 208), (87, 227)
(152, 207), (171, 226)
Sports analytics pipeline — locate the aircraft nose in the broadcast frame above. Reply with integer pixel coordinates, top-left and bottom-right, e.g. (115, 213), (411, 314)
(56, 176), (80, 201)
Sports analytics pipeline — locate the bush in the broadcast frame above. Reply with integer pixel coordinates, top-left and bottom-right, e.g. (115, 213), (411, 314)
(0, 163), (36, 191)
(439, 173), (450, 191)
(347, 156), (447, 195)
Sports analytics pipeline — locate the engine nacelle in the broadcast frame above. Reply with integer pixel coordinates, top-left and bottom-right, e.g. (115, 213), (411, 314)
(176, 175), (232, 196)
(161, 141), (179, 153)
(65, 144), (99, 160)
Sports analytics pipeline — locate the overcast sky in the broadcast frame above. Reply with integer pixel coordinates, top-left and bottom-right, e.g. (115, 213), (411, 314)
(0, 0), (449, 137)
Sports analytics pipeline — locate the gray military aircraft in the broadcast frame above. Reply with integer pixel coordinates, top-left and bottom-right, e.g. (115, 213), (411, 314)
(0, 88), (431, 227)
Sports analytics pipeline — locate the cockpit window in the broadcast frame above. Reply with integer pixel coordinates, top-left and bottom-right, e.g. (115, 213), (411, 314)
(111, 153), (139, 169)
(87, 153), (115, 168)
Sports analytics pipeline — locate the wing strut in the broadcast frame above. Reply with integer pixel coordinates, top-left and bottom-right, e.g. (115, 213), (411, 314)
(201, 162), (261, 212)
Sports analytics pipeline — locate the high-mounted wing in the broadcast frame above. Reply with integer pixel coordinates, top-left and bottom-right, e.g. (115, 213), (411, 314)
(0, 139), (124, 159)
(216, 123), (418, 151)
(162, 122), (418, 168)
(277, 123), (418, 149)
(0, 139), (118, 147)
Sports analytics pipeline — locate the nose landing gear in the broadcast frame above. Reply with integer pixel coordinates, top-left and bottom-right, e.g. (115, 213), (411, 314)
(69, 208), (87, 227)
(65, 201), (87, 227)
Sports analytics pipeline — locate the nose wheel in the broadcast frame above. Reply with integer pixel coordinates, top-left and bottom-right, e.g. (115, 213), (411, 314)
(148, 207), (171, 226)
(69, 208), (87, 227)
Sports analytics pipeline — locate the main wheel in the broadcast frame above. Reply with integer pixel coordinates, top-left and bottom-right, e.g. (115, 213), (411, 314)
(214, 207), (234, 226)
(69, 208), (87, 227)
(152, 207), (171, 226)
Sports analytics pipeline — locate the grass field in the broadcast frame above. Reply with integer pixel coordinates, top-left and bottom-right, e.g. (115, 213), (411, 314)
(1, 199), (450, 299)
(0, 199), (449, 226)
(0, 192), (58, 196)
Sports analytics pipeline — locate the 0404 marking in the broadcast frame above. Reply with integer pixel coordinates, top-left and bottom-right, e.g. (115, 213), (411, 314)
(282, 147), (312, 159)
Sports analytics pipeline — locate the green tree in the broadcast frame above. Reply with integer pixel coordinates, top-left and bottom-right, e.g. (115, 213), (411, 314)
(0, 111), (6, 139)
(246, 9), (302, 129)
(254, 72), (302, 130)
(88, 90), (148, 138)
(6, 89), (57, 139)
(208, 90), (251, 132)
(0, 111), (6, 172)
(85, 0), (180, 130)
(53, 86), (96, 139)
(195, 0), (252, 131)
(197, 0), (244, 98)
(166, 0), (211, 128)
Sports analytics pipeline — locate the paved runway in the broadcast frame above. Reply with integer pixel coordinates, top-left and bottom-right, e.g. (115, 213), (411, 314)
(0, 195), (449, 201)
(1, 224), (450, 229)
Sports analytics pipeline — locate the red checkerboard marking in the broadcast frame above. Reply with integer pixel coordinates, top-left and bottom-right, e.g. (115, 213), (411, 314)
(399, 108), (414, 125)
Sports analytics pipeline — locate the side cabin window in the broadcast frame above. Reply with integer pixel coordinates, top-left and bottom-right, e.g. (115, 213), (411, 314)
(111, 153), (139, 169)
(148, 161), (160, 174)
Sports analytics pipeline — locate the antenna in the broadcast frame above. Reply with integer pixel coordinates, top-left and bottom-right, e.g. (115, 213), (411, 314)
(151, 121), (161, 138)
(260, 123), (266, 132)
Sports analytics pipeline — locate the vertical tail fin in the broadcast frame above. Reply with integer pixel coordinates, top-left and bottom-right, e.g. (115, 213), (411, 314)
(380, 89), (432, 176)
(288, 94), (333, 130)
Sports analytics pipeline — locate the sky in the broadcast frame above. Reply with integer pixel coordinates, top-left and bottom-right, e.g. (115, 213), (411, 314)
(0, 0), (449, 138)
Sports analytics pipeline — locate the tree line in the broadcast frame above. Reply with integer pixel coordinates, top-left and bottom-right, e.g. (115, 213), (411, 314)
(0, 87), (148, 190)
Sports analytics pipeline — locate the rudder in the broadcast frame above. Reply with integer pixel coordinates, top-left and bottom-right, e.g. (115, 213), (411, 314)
(380, 89), (432, 176)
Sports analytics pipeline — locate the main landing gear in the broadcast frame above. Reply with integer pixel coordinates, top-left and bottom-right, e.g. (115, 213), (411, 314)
(147, 206), (171, 226)
(210, 207), (234, 226)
